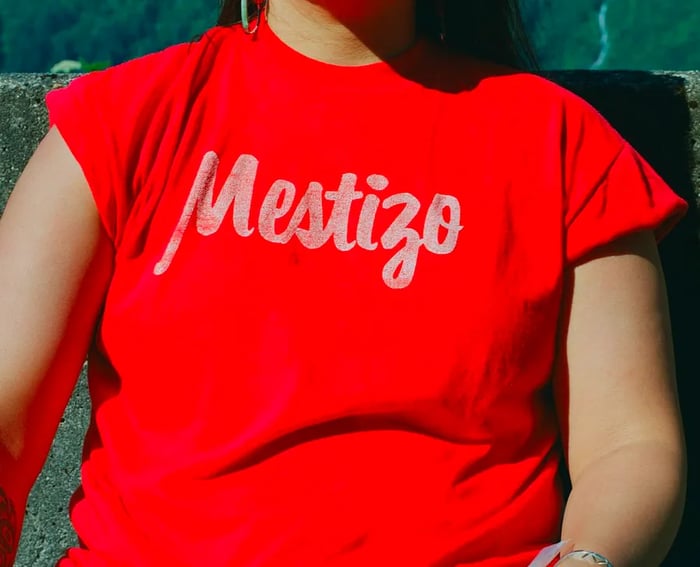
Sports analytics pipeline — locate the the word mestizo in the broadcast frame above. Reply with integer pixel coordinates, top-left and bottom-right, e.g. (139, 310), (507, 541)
(154, 151), (464, 289)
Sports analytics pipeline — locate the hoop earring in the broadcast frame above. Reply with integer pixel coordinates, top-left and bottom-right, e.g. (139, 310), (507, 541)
(242, 0), (265, 34)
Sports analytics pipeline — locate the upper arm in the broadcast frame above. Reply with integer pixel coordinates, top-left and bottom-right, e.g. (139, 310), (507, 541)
(554, 230), (685, 483)
(0, 126), (112, 487)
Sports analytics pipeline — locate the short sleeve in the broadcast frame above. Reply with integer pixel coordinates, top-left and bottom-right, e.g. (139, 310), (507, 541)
(45, 40), (195, 245)
(562, 94), (688, 266)
(46, 69), (125, 243)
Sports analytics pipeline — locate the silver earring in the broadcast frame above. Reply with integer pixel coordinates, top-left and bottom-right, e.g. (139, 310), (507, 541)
(242, 0), (264, 34)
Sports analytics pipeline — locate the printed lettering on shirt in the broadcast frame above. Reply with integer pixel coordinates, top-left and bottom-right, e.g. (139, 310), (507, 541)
(154, 151), (463, 289)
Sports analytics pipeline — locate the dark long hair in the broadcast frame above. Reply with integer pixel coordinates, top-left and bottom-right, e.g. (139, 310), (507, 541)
(216, 0), (539, 70)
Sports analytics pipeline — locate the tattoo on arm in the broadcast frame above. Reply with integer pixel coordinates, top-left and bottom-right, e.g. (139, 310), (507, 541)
(0, 488), (17, 567)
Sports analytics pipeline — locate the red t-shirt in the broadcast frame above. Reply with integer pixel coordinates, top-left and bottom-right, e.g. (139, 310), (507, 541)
(45, 21), (686, 567)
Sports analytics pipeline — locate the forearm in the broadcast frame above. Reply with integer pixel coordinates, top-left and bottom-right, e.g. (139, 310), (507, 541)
(560, 440), (686, 567)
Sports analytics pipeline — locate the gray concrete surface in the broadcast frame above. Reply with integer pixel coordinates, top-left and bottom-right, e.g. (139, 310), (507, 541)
(1, 71), (699, 566)
(1, 74), (89, 567)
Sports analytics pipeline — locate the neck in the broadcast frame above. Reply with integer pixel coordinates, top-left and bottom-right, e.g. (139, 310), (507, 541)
(265, 0), (417, 66)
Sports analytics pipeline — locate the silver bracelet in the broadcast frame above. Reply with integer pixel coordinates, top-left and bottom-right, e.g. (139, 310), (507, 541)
(558, 550), (614, 566)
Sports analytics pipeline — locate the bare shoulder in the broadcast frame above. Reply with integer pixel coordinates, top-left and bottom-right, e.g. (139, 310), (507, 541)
(0, 126), (99, 240)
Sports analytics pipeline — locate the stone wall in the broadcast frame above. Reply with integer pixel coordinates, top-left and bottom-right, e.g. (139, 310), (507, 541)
(1, 71), (699, 565)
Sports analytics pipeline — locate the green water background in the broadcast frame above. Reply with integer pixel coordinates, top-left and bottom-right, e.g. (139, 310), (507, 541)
(0, 1), (698, 72)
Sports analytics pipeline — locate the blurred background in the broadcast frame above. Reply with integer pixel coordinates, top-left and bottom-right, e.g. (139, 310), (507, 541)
(0, 0), (698, 73)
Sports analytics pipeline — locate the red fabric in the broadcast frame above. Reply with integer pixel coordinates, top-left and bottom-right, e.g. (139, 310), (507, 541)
(46, 21), (686, 567)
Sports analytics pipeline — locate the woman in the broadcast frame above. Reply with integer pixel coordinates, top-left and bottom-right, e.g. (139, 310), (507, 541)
(0, 1), (688, 565)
